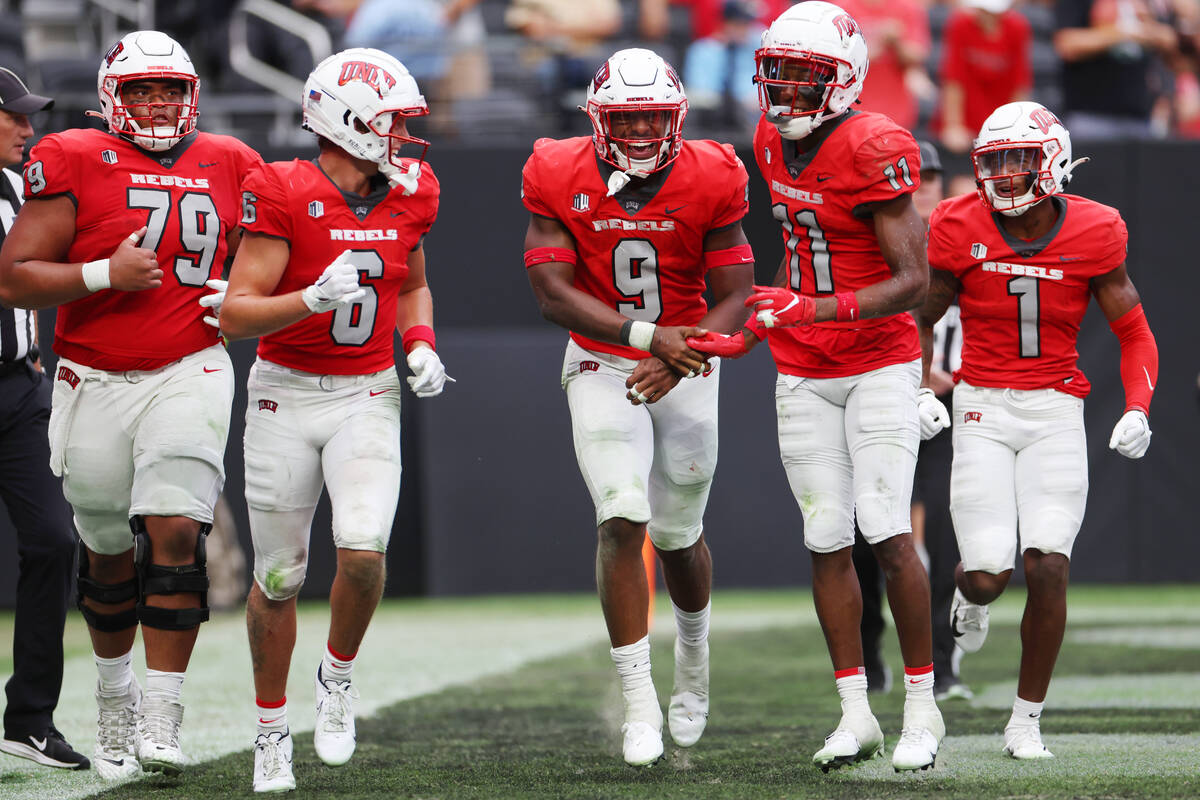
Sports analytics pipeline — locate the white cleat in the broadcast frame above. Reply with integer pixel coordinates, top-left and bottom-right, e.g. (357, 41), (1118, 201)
(668, 638), (709, 747)
(93, 678), (142, 780)
(813, 711), (884, 772)
(314, 669), (359, 766)
(1004, 724), (1054, 760)
(137, 696), (187, 775)
(253, 729), (297, 793)
(892, 705), (945, 772)
(621, 720), (664, 767)
(950, 588), (990, 653)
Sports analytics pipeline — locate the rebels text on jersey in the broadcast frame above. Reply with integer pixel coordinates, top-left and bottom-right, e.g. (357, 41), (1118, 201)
(753, 111), (922, 377)
(927, 192), (1126, 397)
(521, 136), (749, 360)
(24, 129), (262, 370)
(242, 158), (439, 375)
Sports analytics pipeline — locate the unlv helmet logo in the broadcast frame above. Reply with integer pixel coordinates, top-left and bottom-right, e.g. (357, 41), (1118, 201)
(1029, 108), (1061, 135)
(337, 61), (397, 98)
(103, 41), (125, 67)
(592, 61), (610, 93)
(832, 14), (861, 39)
(665, 65), (683, 92)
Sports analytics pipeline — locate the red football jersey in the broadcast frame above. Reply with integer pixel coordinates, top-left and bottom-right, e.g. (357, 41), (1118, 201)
(927, 192), (1127, 397)
(25, 129), (261, 370)
(752, 111), (922, 377)
(242, 158), (439, 375)
(521, 137), (749, 360)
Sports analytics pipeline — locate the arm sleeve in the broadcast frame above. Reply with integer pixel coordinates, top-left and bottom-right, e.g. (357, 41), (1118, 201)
(1110, 303), (1157, 414)
(240, 162), (293, 241)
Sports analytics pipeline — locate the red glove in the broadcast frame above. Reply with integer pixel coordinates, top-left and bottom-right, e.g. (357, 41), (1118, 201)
(686, 330), (751, 359)
(745, 285), (816, 328)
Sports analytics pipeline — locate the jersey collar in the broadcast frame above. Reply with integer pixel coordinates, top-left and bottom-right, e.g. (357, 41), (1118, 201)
(780, 110), (856, 179)
(991, 196), (1068, 259)
(594, 152), (676, 216)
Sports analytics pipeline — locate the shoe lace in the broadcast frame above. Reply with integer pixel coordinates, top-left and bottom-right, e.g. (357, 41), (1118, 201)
(318, 681), (359, 733)
(97, 700), (137, 755)
(140, 705), (181, 749)
(897, 726), (931, 750)
(256, 733), (288, 778)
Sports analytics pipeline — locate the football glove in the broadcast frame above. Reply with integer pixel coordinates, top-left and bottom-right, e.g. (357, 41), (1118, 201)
(302, 250), (367, 313)
(686, 331), (750, 359)
(198, 278), (227, 328)
(916, 387), (951, 440)
(745, 286), (816, 328)
(406, 347), (448, 398)
(1108, 409), (1151, 459)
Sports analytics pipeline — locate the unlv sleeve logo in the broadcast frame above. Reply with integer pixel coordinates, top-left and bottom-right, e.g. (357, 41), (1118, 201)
(1029, 108), (1061, 135)
(832, 14), (861, 39)
(337, 61), (397, 97)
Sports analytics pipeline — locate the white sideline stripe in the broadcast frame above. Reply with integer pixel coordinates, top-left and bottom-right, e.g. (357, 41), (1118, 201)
(1071, 625), (1200, 649)
(834, 733), (1200, 780)
(970, 671), (1200, 710)
(0, 600), (807, 799)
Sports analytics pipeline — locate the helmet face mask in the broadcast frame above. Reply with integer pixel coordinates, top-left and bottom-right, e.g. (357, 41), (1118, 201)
(972, 102), (1074, 217)
(97, 31), (199, 152)
(754, 2), (868, 140)
(303, 48), (430, 172)
(586, 48), (688, 176)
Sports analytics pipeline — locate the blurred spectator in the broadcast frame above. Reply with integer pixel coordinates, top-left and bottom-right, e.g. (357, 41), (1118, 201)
(660, 0), (792, 39)
(839, 0), (933, 132)
(506, 0), (622, 132)
(935, 0), (1032, 153)
(1054, 0), (1179, 138)
(684, 0), (765, 128)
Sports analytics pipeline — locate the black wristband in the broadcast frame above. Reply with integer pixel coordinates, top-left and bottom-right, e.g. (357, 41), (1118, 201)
(619, 319), (633, 346)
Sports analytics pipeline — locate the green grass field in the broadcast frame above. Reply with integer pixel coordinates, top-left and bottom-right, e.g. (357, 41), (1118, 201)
(1, 585), (1198, 799)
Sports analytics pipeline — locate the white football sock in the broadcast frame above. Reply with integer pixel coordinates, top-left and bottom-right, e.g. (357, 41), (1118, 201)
(95, 649), (134, 696)
(256, 698), (288, 734)
(1008, 696), (1044, 728)
(611, 635), (658, 722)
(672, 601), (711, 647)
(321, 643), (355, 684)
(145, 669), (185, 704)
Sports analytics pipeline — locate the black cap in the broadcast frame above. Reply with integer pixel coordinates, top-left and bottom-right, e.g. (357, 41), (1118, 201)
(918, 140), (942, 175)
(0, 68), (54, 115)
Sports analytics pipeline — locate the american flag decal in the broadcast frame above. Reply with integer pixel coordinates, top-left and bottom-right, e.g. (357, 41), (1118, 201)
(309, 200), (324, 218)
(572, 193), (589, 212)
(308, 89), (322, 103)
(101, 149), (118, 164)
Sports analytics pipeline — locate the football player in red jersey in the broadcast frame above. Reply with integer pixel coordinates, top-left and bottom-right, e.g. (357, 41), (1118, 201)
(688, 1), (944, 772)
(0, 31), (261, 778)
(915, 101), (1158, 760)
(521, 48), (754, 766)
(218, 47), (447, 793)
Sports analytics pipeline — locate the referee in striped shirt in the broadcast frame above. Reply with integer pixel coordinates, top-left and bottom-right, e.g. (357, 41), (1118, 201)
(0, 68), (88, 770)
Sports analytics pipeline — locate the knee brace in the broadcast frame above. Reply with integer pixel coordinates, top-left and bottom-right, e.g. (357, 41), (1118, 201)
(76, 540), (139, 632)
(132, 516), (211, 631)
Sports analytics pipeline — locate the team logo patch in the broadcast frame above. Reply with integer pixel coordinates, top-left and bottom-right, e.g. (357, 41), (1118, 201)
(964, 411), (982, 423)
(56, 366), (80, 389)
(336, 60), (397, 98)
(572, 193), (590, 212)
(258, 399), (279, 413)
(832, 13), (861, 40)
(309, 200), (324, 218)
(158, 157), (173, 167)
(971, 242), (988, 259)
(763, 146), (771, 165)
(101, 149), (118, 164)
(579, 360), (599, 373)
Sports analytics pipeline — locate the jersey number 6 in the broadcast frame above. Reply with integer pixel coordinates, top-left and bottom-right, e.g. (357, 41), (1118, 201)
(330, 250), (384, 347)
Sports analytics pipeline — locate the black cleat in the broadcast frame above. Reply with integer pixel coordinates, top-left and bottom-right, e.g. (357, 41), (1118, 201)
(0, 726), (91, 770)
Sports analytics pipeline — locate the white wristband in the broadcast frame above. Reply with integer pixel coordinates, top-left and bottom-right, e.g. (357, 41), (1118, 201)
(81, 259), (111, 292)
(628, 321), (656, 352)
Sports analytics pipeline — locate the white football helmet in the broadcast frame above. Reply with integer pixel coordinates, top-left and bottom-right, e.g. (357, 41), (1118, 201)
(754, 1), (869, 140)
(303, 48), (430, 175)
(96, 31), (199, 152)
(585, 48), (688, 176)
(972, 101), (1084, 217)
